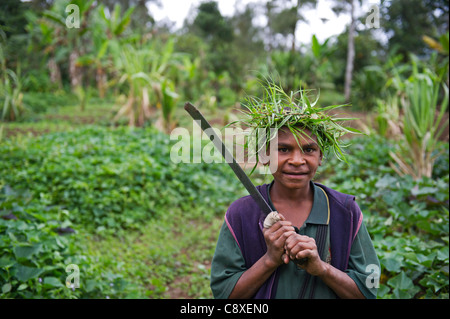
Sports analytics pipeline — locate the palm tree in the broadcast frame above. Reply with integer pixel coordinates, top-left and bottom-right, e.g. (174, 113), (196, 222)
(77, 4), (135, 98)
(40, 0), (94, 92)
(113, 38), (180, 128)
(0, 34), (24, 121)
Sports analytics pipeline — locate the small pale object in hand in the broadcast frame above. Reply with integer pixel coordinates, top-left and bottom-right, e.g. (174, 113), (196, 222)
(263, 211), (281, 228)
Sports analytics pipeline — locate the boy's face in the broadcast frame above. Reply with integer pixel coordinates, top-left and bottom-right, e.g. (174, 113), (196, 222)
(268, 127), (323, 190)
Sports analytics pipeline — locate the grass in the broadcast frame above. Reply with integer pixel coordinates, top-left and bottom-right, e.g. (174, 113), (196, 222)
(0, 97), (239, 298)
(1, 95), (117, 139)
(80, 206), (224, 298)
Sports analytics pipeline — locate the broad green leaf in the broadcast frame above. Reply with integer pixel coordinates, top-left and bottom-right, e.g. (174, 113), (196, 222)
(375, 174), (398, 188)
(381, 252), (403, 272)
(15, 264), (45, 282)
(439, 33), (449, 54)
(2, 283), (11, 294)
(85, 279), (97, 292)
(419, 271), (447, 293)
(440, 265), (449, 276)
(114, 7), (135, 36)
(312, 34), (320, 58)
(97, 41), (109, 60)
(392, 287), (414, 299)
(387, 272), (414, 290)
(42, 10), (66, 27)
(411, 186), (438, 196)
(14, 244), (42, 259)
(0, 257), (15, 268)
(376, 284), (390, 298)
(416, 252), (436, 267)
(437, 247), (449, 262)
(17, 283), (28, 291)
(43, 276), (64, 288)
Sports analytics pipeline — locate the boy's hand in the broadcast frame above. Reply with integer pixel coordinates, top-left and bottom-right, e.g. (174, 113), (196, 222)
(284, 234), (327, 276)
(262, 214), (295, 268)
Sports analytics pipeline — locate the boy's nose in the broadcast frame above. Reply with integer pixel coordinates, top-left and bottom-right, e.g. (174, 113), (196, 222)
(289, 150), (306, 165)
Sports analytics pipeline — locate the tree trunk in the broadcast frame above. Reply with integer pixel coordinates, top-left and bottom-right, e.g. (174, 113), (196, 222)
(48, 57), (62, 90)
(344, 0), (355, 102)
(96, 66), (106, 98)
(291, 0), (302, 52)
(266, 1), (274, 53)
(69, 50), (83, 91)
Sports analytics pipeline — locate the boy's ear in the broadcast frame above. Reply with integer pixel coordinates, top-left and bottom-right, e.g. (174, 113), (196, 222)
(319, 151), (323, 166)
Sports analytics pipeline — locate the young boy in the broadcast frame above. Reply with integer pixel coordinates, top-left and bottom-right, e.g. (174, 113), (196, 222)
(210, 84), (380, 299)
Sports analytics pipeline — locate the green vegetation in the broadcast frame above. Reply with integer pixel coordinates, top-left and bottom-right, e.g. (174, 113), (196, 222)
(319, 136), (449, 298)
(0, 127), (241, 232)
(1, 124), (447, 299)
(0, 125), (244, 298)
(0, 0), (448, 299)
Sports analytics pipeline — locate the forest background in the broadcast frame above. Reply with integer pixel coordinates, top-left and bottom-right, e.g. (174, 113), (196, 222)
(0, 0), (448, 299)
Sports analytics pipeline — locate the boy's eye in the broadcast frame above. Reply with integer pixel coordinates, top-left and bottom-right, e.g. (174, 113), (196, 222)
(278, 147), (288, 153)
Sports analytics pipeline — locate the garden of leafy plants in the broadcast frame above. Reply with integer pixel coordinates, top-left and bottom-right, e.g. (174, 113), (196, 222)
(0, 0), (448, 299)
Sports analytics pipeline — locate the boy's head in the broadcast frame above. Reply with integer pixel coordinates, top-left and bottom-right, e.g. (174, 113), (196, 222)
(228, 78), (360, 174)
(267, 126), (323, 189)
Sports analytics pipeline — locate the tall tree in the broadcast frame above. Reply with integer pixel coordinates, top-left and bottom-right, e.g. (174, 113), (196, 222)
(188, 1), (237, 99)
(191, 1), (233, 45)
(333, 0), (359, 102)
(266, 0), (317, 51)
(77, 3), (135, 98)
(40, 0), (95, 92)
(229, 3), (265, 72)
(0, 0), (29, 37)
(189, 1), (234, 76)
(380, 0), (449, 59)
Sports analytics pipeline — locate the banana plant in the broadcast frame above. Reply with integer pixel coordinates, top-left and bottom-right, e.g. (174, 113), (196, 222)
(77, 4), (134, 98)
(389, 57), (449, 179)
(41, 0), (95, 92)
(0, 36), (24, 121)
(113, 44), (152, 127)
(310, 34), (337, 89)
(113, 38), (180, 127)
(161, 78), (179, 133)
(98, 3), (135, 38)
(1, 68), (24, 122)
(375, 94), (402, 138)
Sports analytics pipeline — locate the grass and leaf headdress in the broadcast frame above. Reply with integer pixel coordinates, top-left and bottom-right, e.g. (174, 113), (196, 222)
(229, 77), (361, 173)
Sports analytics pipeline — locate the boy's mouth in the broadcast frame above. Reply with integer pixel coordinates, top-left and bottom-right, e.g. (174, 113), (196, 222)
(282, 171), (309, 177)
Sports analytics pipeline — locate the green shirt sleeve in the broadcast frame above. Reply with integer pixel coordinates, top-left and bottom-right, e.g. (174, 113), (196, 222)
(345, 221), (381, 299)
(210, 221), (247, 299)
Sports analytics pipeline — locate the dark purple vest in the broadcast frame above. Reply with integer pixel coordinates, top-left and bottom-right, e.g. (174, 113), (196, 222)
(224, 183), (363, 299)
